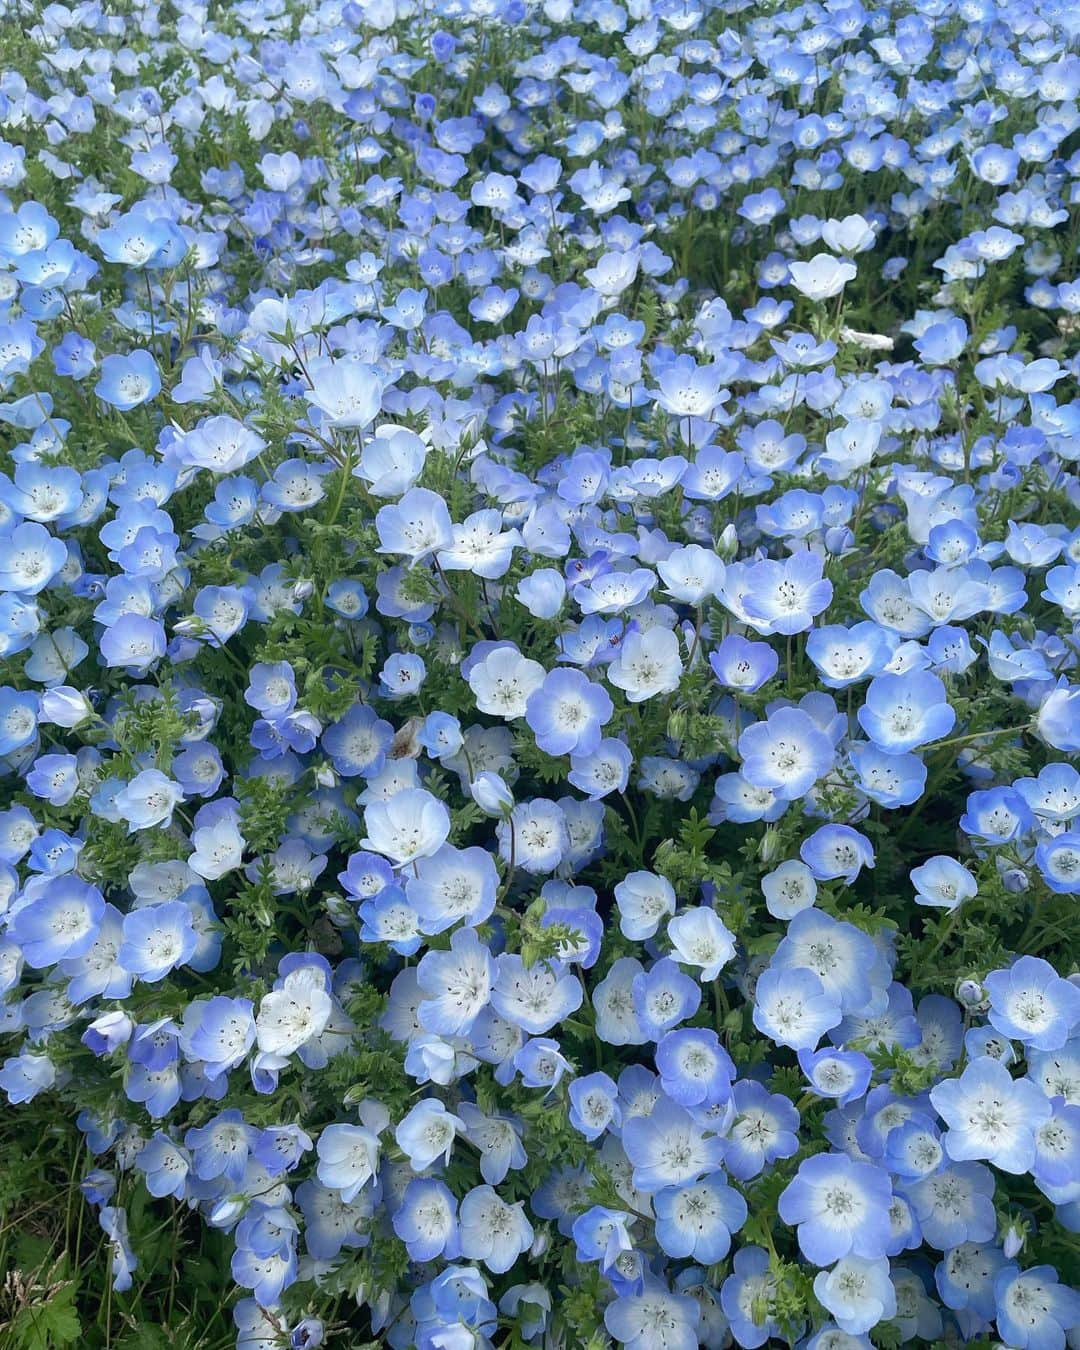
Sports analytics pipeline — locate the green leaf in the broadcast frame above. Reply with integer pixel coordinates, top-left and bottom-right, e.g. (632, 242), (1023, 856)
(9, 1279), (80, 1350)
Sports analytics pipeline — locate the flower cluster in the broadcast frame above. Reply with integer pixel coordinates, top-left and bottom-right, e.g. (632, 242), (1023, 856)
(0, 0), (1079, 1344)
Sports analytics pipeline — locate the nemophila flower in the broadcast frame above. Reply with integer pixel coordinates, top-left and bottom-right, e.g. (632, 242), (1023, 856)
(94, 350), (160, 409)
(305, 359), (382, 430)
(1014, 763), (1080, 826)
(910, 856), (977, 911)
(572, 1204), (634, 1270)
(798, 1047), (873, 1106)
(807, 622), (895, 689)
(1035, 833), (1080, 894)
(468, 645), (545, 719)
(633, 958), (702, 1040)
(316, 1123), (380, 1201)
(935, 1241), (1011, 1324)
(754, 966), (842, 1050)
(393, 1178), (460, 1262)
(666, 907), (736, 981)
(114, 769), (184, 833)
(180, 997), (256, 1080)
(959, 785), (1033, 847)
(515, 568), (566, 620)
(375, 488), (453, 561)
(857, 670), (955, 752)
(9, 877), (104, 968)
(994, 1266), (1080, 1350)
(1035, 683), (1080, 754)
(907, 1161), (998, 1250)
(322, 704), (393, 778)
(615, 871), (676, 941)
(741, 552), (833, 635)
(567, 1071), (620, 1141)
(726, 1080), (801, 1182)
(37, 686), (93, 729)
(771, 908), (883, 1014)
(930, 1056), (1051, 1172)
(985, 956), (1080, 1051)
(137, 1133), (190, 1201)
(405, 845), (497, 934)
(118, 902), (197, 983)
(255, 968), (332, 1058)
(656, 1027), (734, 1108)
(356, 425), (427, 499)
(417, 926), (495, 1037)
(492, 955), (582, 1035)
(883, 1112), (944, 1181)
(738, 706), (834, 800)
(1032, 1098), (1080, 1190)
(778, 1153), (893, 1266)
(814, 1255), (896, 1336)
(525, 668), (612, 757)
(188, 799), (245, 880)
(26, 752), (79, 806)
(513, 1037), (572, 1092)
(179, 416), (267, 475)
(622, 1096), (726, 1194)
(608, 627), (683, 702)
(396, 1098), (462, 1172)
(761, 859), (817, 919)
(720, 1246), (781, 1349)
(569, 737), (633, 800)
(657, 544), (725, 605)
(604, 1284), (700, 1350)
(0, 1050), (57, 1104)
(654, 1174), (747, 1263)
(800, 824), (875, 884)
(709, 635), (778, 693)
(789, 253), (858, 301)
(0, 522), (67, 595)
(497, 798), (569, 874)
(99, 615), (166, 676)
(360, 788), (450, 865)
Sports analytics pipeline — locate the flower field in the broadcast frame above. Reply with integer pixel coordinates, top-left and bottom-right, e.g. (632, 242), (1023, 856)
(0, 0), (1079, 1345)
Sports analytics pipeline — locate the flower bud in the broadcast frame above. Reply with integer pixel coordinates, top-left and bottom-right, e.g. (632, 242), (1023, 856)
(470, 771), (514, 817)
(81, 1010), (134, 1055)
(209, 1194), (247, 1226)
(956, 977), (987, 1010)
(1002, 1220), (1026, 1260)
(758, 827), (782, 863)
(291, 1318), (325, 1350)
(39, 686), (93, 728)
(717, 522), (739, 560)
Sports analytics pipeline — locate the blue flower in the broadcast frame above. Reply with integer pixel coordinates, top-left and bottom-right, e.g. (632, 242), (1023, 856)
(738, 706), (835, 800)
(605, 1284), (700, 1350)
(753, 966), (842, 1051)
(994, 1266), (1080, 1350)
(778, 1152), (893, 1266)
(858, 670), (955, 752)
(525, 667), (613, 757)
(930, 1056), (1051, 1173)
(814, 1255), (896, 1335)
(985, 955), (1080, 1051)
(654, 1174), (747, 1262)
(720, 1247), (782, 1348)
(118, 901), (198, 982)
(393, 1178), (460, 1262)
(94, 350), (160, 409)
